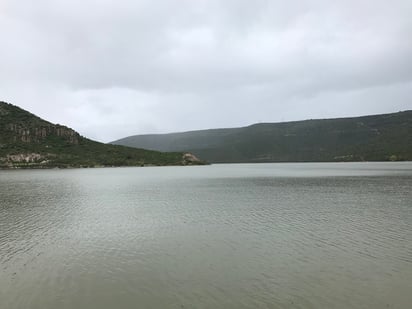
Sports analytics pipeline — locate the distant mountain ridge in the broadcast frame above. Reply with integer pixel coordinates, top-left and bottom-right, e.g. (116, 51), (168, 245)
(0, 101), (204, 168)
(112, 111), (412, 163)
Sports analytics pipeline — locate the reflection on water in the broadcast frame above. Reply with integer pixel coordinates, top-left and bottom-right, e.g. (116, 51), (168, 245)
(1, 163), (412, 309)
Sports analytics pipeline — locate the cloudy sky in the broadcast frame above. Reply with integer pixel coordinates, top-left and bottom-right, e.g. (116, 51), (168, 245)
(1, 0), (411, 142)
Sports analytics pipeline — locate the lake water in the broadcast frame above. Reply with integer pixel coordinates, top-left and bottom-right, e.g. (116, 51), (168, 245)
(1, 162), (411, 309)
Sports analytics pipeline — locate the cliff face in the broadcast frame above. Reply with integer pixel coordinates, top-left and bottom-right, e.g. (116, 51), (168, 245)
(6, 123), (80, 144)
(0, 101), (205, 168)
(0, 101), (80, 145)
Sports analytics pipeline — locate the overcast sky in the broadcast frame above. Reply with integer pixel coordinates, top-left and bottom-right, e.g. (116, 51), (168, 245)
(1, 0), (411, 142)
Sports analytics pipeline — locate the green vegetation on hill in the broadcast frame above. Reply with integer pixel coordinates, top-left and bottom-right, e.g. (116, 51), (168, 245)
(0, 101), (204, 168)
(112, 111), (412, 163)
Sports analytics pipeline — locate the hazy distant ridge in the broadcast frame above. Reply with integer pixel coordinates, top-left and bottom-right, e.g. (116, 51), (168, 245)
(112, 111), (412, 163)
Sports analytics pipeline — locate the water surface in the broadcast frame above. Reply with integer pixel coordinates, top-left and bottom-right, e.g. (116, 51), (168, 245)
(1, 163), (412, 308)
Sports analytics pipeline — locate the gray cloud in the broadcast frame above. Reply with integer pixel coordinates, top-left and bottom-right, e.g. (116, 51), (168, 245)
(1, 0), (411, 142)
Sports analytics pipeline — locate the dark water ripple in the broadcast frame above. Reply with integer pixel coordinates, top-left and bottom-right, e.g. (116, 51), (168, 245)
(1, 163), (412, 309)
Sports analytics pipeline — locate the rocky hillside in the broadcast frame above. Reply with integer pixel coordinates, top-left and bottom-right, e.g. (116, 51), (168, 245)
(112, 111), (412, 163)
(0, 101), (204, 168)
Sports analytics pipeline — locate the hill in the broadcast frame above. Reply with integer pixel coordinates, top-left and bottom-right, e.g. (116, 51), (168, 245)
(0, 101), (204, 168)
(112, 111), (412, 163)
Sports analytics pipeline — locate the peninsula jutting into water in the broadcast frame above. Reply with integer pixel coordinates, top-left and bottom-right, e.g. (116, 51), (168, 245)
(0, 101), (205, 168)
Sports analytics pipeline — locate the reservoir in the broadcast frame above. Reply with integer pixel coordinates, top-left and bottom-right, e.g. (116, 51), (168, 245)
(1, 162), (411, 308)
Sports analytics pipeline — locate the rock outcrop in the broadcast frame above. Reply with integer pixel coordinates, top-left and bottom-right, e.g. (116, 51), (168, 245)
(182, 153), (204, 165)
(6, 123), (80, 144)
(0, 153), (53, 168)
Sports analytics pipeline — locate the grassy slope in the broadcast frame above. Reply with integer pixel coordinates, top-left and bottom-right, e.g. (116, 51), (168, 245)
(112, 111), (412, 163)
(0, 102), (187, 168)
